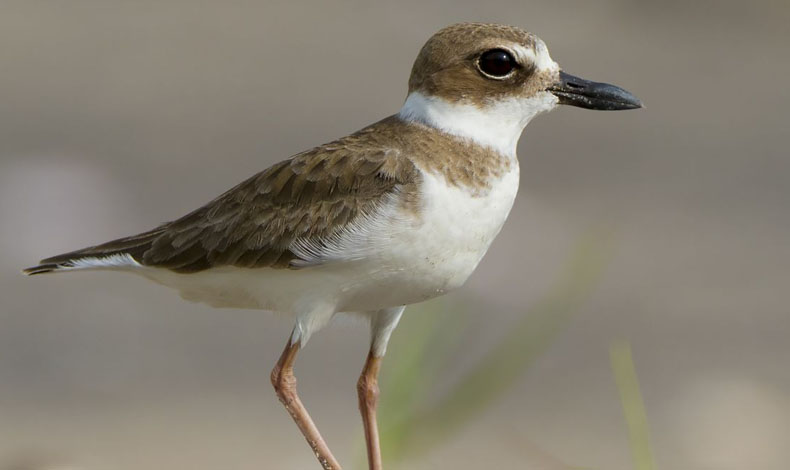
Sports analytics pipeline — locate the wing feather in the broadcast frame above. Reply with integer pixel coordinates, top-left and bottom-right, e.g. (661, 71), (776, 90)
(26, 117), (420, 274)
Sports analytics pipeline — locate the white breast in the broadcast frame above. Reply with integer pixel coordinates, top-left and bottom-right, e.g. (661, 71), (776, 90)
(363, 163), (520, 304)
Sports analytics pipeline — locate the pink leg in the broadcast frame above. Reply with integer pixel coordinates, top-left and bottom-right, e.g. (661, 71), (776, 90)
(357, 351), (384, 470)
(271, 338), (342, 470)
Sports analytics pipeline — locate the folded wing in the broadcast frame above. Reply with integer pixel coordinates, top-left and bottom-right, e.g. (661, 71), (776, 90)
(25, 120), (420, 275)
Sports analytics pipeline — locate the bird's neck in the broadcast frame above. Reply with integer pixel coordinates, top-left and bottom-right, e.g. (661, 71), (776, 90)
(398, 91), (558, 158)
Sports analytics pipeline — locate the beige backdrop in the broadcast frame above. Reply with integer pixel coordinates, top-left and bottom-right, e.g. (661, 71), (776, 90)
(2, 1), (789, 469)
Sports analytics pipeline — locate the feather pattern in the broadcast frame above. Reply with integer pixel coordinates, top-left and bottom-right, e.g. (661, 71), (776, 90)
(24, 114), (512, 276)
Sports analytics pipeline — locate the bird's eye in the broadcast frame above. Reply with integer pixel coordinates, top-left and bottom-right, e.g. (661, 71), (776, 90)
(478, 49), (517, 78)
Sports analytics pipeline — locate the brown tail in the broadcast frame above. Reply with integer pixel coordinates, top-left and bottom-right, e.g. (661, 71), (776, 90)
(22, 227), (166, 275)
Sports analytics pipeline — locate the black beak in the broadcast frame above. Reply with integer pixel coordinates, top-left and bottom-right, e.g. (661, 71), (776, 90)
(549, 71), (643, 110)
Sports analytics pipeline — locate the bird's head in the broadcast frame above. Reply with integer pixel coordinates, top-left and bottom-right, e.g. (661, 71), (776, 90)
(400, 23), (642, 156)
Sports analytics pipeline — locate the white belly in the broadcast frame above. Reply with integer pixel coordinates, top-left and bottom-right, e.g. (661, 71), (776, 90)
(138, 164), (520, 313)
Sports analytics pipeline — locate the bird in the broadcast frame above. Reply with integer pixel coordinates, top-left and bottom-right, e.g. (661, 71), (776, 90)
(24, 22), (642, 470)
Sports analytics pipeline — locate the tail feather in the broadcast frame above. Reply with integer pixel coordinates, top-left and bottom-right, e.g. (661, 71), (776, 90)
(22, 263), (62, 275)
(22, 227), (166, 275)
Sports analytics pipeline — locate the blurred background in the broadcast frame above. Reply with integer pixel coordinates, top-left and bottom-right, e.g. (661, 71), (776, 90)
(2, 1), (789, 469)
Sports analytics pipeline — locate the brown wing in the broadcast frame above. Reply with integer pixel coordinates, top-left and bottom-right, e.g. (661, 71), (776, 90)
(29, 118), (420, 274)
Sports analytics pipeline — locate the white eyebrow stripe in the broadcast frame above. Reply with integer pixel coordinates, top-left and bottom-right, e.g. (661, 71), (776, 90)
(512, 41), (559, 73)
(511, 44), (537, 65)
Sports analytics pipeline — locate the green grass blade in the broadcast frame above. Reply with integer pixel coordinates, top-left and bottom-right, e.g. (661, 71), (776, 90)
(610, 342), (658, 470)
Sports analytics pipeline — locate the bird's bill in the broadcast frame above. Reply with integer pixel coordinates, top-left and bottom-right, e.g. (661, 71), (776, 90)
(548, 71), (643, 110)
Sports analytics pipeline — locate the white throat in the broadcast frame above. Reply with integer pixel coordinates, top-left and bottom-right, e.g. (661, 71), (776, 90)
(398, 90), (558, 157)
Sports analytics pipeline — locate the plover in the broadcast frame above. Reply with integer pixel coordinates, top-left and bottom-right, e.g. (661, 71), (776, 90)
(24, 23), (641, 470)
